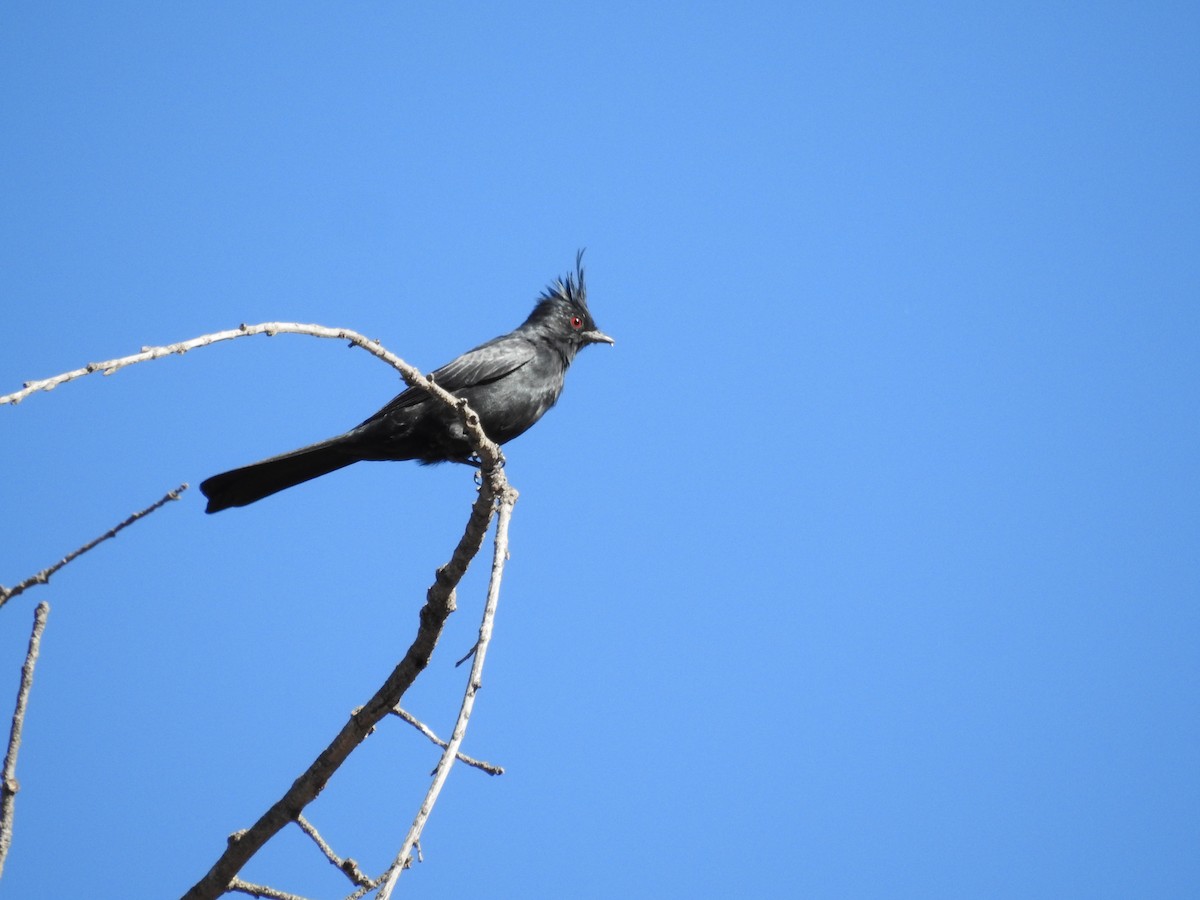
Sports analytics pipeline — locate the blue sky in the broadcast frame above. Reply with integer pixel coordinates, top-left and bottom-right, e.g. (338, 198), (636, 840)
(2, 3), (1198, 897)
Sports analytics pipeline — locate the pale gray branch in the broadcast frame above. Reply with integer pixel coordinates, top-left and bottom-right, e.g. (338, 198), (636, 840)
(0, 485), (188, 609)
(378, 483), (518, 898)
(0, 323), (504, 470)
(294, 815), (372, 888)
(183, 476), (502, 900)
(228, 879), (314, 900)
(0, 602), (50, 877)
(390, 707), (505, 776)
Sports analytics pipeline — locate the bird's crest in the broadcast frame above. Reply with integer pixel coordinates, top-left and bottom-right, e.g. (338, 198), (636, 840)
(538, 249), (589, 312)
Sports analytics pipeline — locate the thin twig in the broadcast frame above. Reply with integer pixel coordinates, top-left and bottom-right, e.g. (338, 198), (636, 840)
(0, 325), (506, 468)
(295, 815), (372, 887)
(2, 323), (504, 484)
(377, 482), (518, 898)
(0, 485), (188, 609)
(390, 707), (505, 776)
(228, 879), (314, 900)
(0, 602), (50, 877)
(2, 323), (413, 406)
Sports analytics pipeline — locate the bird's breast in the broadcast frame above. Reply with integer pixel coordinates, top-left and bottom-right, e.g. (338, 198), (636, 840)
(467, 358), (565, 445)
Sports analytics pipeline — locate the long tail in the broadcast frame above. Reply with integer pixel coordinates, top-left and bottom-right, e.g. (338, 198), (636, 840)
(200, 436), (359, 513)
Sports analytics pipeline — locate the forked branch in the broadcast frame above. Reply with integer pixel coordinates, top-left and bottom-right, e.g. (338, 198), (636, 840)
(4, 325), (511, 899)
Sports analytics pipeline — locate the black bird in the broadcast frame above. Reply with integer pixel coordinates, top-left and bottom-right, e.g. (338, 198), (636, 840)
(200, 256), (612, 513)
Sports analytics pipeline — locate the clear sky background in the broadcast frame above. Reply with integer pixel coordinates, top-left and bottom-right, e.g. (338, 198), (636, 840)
(2, 3), (1198, 898)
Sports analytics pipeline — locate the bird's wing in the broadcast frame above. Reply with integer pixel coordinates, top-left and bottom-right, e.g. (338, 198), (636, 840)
(428, 334), (537, 392)
(359, 335), (537, 423)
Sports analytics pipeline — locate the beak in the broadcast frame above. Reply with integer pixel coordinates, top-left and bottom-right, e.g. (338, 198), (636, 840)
(583, 329), (615, 346)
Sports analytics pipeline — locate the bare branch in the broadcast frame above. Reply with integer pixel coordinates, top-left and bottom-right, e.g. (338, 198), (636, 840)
(2, 321), (505, 470)
(4, 322), (514, 897)
(0, 602), (50, 877)
(294, 815), (371, 887)
(378, 483), (518, 897)
(181, 475), (503, 900)
(390, 707), (505, 776)
(1, 324), (409, 405)
(228, 879), (314, 900)
(0, 485), (188, 610)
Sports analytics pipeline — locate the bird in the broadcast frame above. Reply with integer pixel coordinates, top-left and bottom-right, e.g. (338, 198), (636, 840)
(200, 254), (613, 513)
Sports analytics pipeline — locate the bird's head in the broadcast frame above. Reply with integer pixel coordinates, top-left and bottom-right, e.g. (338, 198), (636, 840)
(523, 251), (615, 350)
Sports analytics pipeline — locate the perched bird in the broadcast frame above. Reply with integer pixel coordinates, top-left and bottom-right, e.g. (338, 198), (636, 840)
(200, 255), (612, 513)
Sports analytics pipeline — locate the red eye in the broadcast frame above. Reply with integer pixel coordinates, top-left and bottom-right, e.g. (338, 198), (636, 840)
(570, 315), (583, 330)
